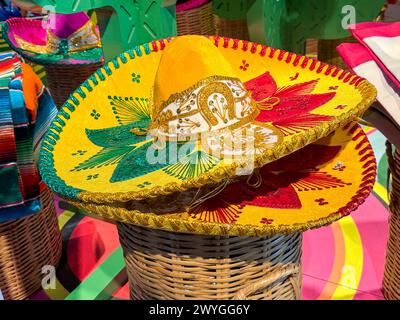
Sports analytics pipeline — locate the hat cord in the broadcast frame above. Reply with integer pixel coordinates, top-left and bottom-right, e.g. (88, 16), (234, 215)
(187, 168), (263, 212)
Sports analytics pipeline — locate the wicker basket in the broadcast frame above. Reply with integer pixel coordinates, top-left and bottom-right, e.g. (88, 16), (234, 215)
(213, 16), (249, 40)
(117, 223), (302, 300)
(317, 36), (356, 70)
(177, 1), (215, 36)
(384, 142), (400, 300)
(44, 62), (103, 108)
(0, 188), (62, 300)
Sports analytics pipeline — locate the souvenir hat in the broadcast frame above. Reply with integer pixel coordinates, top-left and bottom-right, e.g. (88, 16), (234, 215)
(2, 12), (103, 65)
(69, 123), (376, 236)
(39, 35), (376, 205)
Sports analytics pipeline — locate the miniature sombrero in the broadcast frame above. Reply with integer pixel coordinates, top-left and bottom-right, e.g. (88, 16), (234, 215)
(2, 12), (103, 65)
(69, 123), (376, 236)
(39, 35), (376, 205)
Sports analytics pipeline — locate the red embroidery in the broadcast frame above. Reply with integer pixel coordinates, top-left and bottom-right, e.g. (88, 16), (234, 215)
(192, 143), (352, 224)
(315, 198), (329, 206)
(244, 72), (336, 135)
(290, 73), (299, 81)
(190, 199), (241, 224)
(260, 218), (274, 225)
(240, 60), (249, 71)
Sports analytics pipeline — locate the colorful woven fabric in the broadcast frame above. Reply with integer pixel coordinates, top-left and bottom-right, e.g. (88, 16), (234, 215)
(39, 36), (376, 210)
(0, 52), (57, 221)
(2, 12), (103, 65)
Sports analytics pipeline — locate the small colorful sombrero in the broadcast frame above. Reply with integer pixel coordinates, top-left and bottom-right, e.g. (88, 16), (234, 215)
(69, 123), (376, 236)
(39, 35), (376, 205)
(2, 12), (103, 65)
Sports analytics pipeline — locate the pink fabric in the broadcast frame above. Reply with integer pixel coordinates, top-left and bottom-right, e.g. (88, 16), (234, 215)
(337, 43), (372, 69)
(349, 22), (400, 89)
(7, 18), (46, 46)
(176, 0), (210, 12)
(6, 12), (91, 48)
(47, 12), (90, 39)
(350, 21), (400, 39)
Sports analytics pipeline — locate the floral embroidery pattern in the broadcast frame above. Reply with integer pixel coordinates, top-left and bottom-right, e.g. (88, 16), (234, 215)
(240, 60), (249, 71)
(90, 109), (101, 120)
(132, 73), (141, 83)
(72, 95), (221, 183)
(260, 218), (274, 225)
(72, 150), (87, 156)
(191, 143), (350, 224)
(71, 72), (337, 185)
(244, 72), (336, 135)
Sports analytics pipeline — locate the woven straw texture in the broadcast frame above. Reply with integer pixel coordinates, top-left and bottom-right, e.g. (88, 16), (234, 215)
(0, 188), (62, 300)
(317, 37), (356, 70)
(44, 62), (103, 107)
(384, 142), (400, 300)
(117, 223), (302, 300)
(213, 16), (249, 40)
(177, 1), (214, 36)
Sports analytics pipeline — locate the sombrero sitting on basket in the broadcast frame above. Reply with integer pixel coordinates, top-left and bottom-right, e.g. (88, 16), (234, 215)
(39, 35), (376, 206)
(2, 12), (103, 65)
(70, 123), (376, 236)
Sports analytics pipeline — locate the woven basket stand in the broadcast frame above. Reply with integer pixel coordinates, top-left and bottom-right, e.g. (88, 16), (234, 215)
(117, 223), (302, 300)
(384, 142), (400, 300)
(176, 1), (215, 36)
(44, 62), (103, 108)
(213, 15), (249, 40)
(0, 188), (62, 300)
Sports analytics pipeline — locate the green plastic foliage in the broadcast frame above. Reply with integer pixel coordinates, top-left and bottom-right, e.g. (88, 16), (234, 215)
(248, 0), (385, 54)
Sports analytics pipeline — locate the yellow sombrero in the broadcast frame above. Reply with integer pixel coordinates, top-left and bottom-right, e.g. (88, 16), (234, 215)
(39, 35), (376, 205)
(69, 123), (376, 236)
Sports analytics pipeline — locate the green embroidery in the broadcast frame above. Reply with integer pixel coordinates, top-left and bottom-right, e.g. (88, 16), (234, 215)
(72, 146), (136, 172)
(109, 96), (150, 125)
(90, 109), (101, 120)
(72, 150), (87, 156)
(163, 151), (220, 180)
(137, 181), (151, 188)
(72, 96), (221, 183)
(132, 73), (141, 83)
(87, 174), (99, 180)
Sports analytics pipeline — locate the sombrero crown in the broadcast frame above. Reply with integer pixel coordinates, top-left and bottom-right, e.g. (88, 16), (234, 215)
(39, 35), (376, 204)
(149, 36), (278, 161)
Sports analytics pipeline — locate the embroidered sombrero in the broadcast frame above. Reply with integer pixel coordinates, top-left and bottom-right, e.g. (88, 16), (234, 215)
(39, 35), (376, 205)
(69, 123), (376, 236)
(2, 12), (103, 65)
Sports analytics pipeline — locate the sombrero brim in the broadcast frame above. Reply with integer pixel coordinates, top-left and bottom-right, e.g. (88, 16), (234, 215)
(39, 36), (376, 205)
(2, 19), (103, 66)
(68, 123), (376, 236)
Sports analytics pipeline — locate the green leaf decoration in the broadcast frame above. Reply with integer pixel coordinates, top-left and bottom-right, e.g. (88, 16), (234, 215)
(110, 144), (167, 183)
(109, 96), (151, 125)
(72, 146), (135, 172)
(163, 150), (221, 180)
(86, 121), (151, 148)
